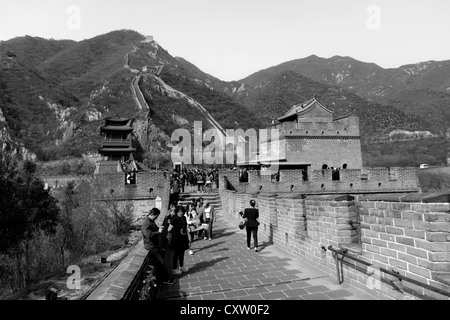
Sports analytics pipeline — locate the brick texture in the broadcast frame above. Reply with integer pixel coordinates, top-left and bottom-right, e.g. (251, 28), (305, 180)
(220, 189), (450, 300)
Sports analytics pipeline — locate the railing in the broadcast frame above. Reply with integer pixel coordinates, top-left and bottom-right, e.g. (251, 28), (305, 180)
(101, 140), (132, 147)
(327, 245), (450, 299)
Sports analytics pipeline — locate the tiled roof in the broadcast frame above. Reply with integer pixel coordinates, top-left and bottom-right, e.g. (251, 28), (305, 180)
(98, 147), (136, 153)
(277, 97), (333, 122)
(100, 126), (133, 131)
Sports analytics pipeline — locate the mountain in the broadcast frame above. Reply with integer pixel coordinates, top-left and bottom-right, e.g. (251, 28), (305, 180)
(217, 69), (428, 139)
(1, 30), (449, 167)
(232, 55), (450, 134)
(0, 36), (76, 68)
(0, 30), (262, 162)
(0, 50), (82, 158)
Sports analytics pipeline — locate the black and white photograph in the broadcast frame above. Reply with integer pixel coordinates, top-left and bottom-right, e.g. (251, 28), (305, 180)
(1, 0), (449, 308)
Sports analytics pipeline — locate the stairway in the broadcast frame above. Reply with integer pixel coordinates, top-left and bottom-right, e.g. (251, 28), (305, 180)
(178, 188), (222, 212)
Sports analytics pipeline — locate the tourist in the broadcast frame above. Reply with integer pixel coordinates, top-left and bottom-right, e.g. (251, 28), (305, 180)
(161, 203), (176, 276)
(187, 170), (195, 192)
(203, 201), (216, 240)
(196, 197), (205, 238)
(205, 172), (213, 193)
(196, 171), (204, 193)
(168, 205), (190, 275)
(179, 172), (186, 193)
(241, 199), (260, 252)
(171, 179), (181, 203)
(141, 208), (175, 285)
(214, 170), (219, 189)
(185, 203), (197, 255)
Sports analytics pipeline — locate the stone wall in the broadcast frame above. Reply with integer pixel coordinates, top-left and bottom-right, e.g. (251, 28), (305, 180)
(356, 193), (450, 300)
(285, 137), (363, 170)
(94, 171), (171, 222)
(220, 167), (419, 195)
(219, 189), (450, 300)
(86, 240), (149, 300)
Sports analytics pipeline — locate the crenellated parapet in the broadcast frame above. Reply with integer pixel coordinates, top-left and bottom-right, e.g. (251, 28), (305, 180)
(219, 166), (419, 195)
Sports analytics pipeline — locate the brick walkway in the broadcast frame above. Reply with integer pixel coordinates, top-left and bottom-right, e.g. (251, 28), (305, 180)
(158, 205), (376, 300)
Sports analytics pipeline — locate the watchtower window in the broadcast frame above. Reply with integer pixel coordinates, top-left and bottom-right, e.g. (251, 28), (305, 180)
(125, 171), (136, 185)
(343, 163), (348, 169)
(332, 168), (340, 181)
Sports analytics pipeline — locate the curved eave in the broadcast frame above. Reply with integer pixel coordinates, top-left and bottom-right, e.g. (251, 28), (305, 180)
(277, 113), (298, 122)
(100, 126), (133, 131)
(98, 147), (136, 153)
(105, 117), (131, 122)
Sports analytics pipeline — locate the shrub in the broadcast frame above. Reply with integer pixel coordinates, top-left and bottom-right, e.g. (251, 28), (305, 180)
(418, 171), (450, 193)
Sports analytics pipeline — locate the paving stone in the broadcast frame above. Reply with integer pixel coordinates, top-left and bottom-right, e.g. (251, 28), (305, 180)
(287, 281), (311, 289)
(189, 280), (211, 288)
(323, 289), (353, 299)
(198, 292), (226, 300)
(245, 287), (270, 295)
(258, 277), (282, 285)
(282, 269), (303, 275)
(220, 282), (243, 290)
(277, 275), (302, 282)
(198, 274), (219, 281)
(304, 285), (331, 294)
(223, 289), (249, 298)
(266, 284), (291, 292)
(245, 274), (266, 281)
(200, 284), (223, 293)
(238, 294), (265, 300)
(260, 291), (288, 300)
(209, 278), (231, 285)
(283, 288), (309, 297)
(301, 293), (331, 300)
(239, 279), (263, 287)
(183, 295), (204, 300)
(263, 271), (287, 278)
(285, 296), (305, 300)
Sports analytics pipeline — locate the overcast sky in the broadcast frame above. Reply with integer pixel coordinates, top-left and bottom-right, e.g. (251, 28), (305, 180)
(1, 0), (449, 81)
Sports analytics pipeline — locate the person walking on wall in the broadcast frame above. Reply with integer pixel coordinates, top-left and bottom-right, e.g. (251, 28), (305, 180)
(161, 203), (176, 276)
(141, 208), (175, 285)
(205, 172), (213, 193)
(168, 206), (190, 275)
(185, 203), (197, 255)
(203, 201), (215, 240)
(196, 197), (206, 238)
(241, 199), (260, 252)
(171, 179), (180, 204)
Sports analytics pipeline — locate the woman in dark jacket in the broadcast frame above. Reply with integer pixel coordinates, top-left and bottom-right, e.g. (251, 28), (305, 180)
(241, 199), (260, 252)
(168, 205), (190, 275)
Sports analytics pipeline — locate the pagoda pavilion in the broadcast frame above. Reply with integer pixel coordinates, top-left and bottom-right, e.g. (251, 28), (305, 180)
(98, 116), (136, 161)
